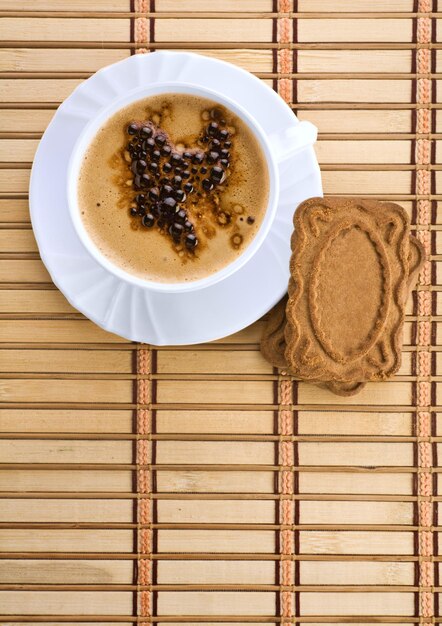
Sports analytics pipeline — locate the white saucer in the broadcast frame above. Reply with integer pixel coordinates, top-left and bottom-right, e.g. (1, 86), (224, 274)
(30, 51), (322, 345)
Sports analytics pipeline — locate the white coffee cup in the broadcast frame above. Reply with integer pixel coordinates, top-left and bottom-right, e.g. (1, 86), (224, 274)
(67, 81), (316, 293)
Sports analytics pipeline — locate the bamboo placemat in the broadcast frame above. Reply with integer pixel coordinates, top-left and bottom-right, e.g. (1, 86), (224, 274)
(0, 0), (441, 623)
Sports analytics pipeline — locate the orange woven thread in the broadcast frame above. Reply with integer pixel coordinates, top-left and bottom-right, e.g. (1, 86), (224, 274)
(138, 467), (151, 494)
(138, 378), (150, 405)
(417, 108), (431, 134)
(135, 18), (149, 45)
(421, 591), (434, 618)
(279, 409), (292, 433)
(416, 139), (431, 165)
(138, 559), (151, 584)
(139, 534), (152, 563)
(277, 78), (292, 104)
(417, 48), (431, 75)
(280, 380), (293, 407)
(136, 347), (152, 623)
(135, 0), (149, 49)
(138, 496), (151, 525)
(281, 528), (294, 554)
(418, 290), (431, 316)
(138, 348), (152, 375)
(417, 169), (431, 197)
(415, 224), (431, 285)
(278, 17), (291, 44)
(419, 441), (432, 469)
(418, 0), (432, 11)
(276, 8), (292, 102)
(420, 530), (434, 557)
(418, 321), (431, 349)
(279, 386), (294, 496)
(418, 320), (431, 347)
(137, 408), (152, 436)
(281, 591), (293, 619)
(419, 500), (433, 527)
(419, 499), (432, 523)
(138, 559), (152, 587)
(137, 438), (150, 466)
(278, 0), (292, 11)
(280, 560), (292, 585)
(417, 380), (431, 407)
(278, 379), (294, 619)
(416, 5), (434, 621)
(421, 560), (434, 586)
(418, 471), (432, 498)
(417, 409), (434, 617)
(418, 352), (431, 378)
(418, 410), (432, 435)
(138, 351), (152, 442)
(278, 49), (292, 73)
(280, 468), (294, 496)
(417, 17), (432, 44)
(417, 228), (431, 254)
(417, 78), (431, 105)
(420, 261), (432, 287)
(139, 527), (152, 554)
(139, 590), (151, 616)
(138, 467), (147, 493)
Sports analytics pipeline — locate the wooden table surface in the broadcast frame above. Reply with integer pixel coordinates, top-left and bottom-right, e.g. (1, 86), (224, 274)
(0, 0), (441, 624)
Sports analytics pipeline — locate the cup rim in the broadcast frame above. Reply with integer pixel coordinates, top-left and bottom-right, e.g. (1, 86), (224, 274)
(67, 81), (279, 293)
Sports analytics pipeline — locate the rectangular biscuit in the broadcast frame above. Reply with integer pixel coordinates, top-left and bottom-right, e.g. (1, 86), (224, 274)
(285, 197), (411, 384)
(261, 236), (424, 396)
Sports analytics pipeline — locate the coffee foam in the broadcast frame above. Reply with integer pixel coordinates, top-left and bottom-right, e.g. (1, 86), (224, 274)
(78, 94), (269, 283)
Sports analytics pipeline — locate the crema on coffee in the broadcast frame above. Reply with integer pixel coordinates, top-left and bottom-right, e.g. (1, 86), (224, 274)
(78, 93), (269, 283)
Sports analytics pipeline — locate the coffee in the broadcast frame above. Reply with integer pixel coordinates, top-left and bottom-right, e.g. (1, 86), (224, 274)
(78, 93), (270, 283)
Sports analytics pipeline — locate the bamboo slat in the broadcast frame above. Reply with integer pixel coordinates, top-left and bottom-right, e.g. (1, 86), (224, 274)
(299, 0), (414, 10)
(0, 558), (133, 583)
(0, 290), (77, 314)
(0, 49), (129, 72)
(298, 50), (413, 72)
(0, 18), (129, 42)
(299, 472), (413, 495)
(298, 19), (413, 42)
(0, 469), (133, 492)
(0, 410), (134, 433)
(0, 591), (133, 615)
(0, 320), (129, 343)
(298, 80), (413, 103)
(1, 350), (133, 373)
(0, 377), (133, 402)
(0, 79), (83, 103)
(0, 529), (134, 552)
(157, 0), (273, 10)
(298, 109), (413, 132)
(0, 0), (131, 9)
(0, 499), (133, 522)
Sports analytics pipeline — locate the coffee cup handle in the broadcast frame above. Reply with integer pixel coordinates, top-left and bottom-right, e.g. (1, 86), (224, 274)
(268, 120), (317, 163)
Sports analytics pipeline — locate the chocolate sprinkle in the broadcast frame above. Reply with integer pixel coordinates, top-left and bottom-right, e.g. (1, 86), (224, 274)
(142, 213), (155, 227)
(124, 111), (237, 251)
